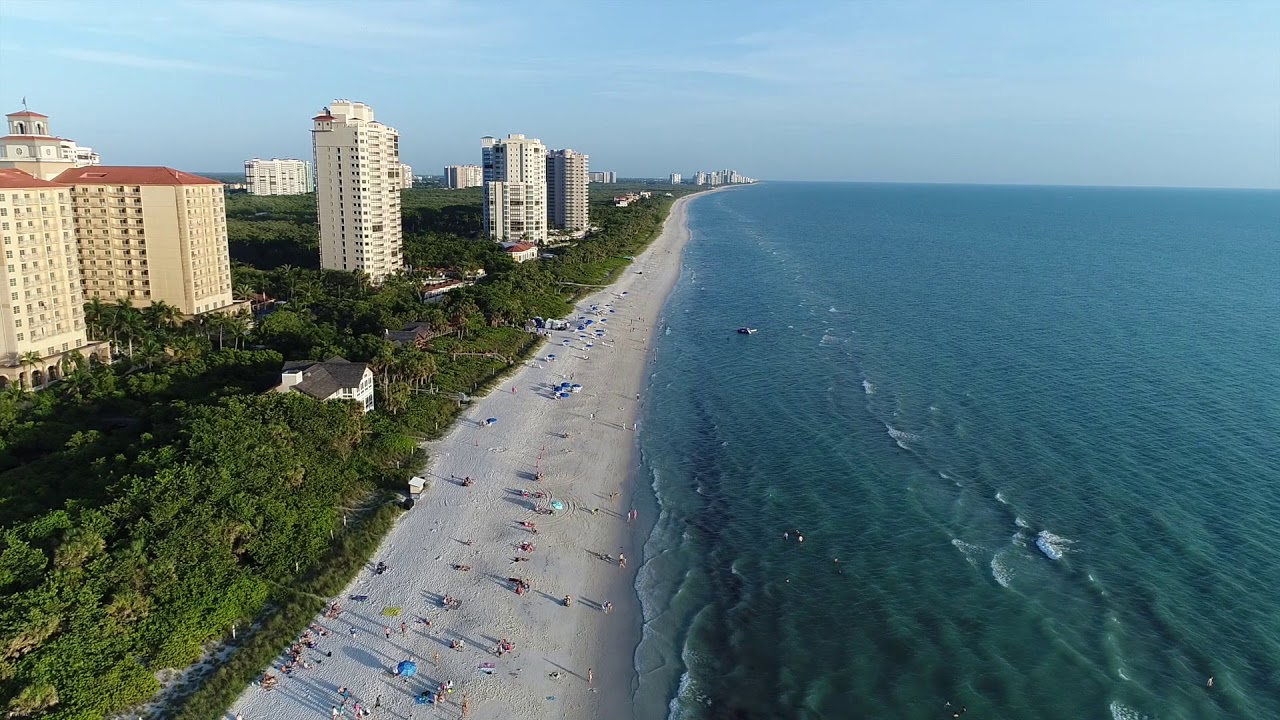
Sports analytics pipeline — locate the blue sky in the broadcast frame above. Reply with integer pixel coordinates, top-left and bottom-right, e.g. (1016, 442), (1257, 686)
(2, 1), (1277, 188)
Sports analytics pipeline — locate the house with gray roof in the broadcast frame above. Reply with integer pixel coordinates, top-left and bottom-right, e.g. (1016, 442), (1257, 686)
(276, 357), (375, 412)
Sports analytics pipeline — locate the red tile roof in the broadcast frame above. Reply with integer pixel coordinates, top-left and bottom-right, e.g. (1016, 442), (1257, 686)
(506, 242), (537, 253)
(53, 166), (221, 186)
(313, 114), (337, 121)
(6, 110), (49, 118)
(0, 168), (68, 189)
(0, 135), (63, 141)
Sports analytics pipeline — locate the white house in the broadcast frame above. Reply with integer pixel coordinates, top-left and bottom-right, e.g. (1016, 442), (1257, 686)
(277, 357), (375, 412)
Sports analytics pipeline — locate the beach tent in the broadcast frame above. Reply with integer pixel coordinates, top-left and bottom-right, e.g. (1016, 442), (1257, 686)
(550, 500), (565, 511)
(397, 660), (418, 677)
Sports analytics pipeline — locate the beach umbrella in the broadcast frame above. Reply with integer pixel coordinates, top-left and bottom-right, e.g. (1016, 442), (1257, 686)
(550, 500), (565, 511)
(398, 660), (418, 677)
(486, 418), (498, 425)
(571, 384), (582, 392)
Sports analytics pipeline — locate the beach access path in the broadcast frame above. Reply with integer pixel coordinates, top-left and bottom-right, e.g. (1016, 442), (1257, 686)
(228, 190), (713, 720)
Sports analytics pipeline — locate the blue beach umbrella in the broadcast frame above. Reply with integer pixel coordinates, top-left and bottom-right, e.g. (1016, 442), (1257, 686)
(486, 417), (498, 425)
(550, 500), (565, 511)
(398, 660), (418, 677)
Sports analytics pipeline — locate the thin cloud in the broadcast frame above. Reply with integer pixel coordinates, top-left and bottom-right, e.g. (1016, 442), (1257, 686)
(50, 48), (267, 77)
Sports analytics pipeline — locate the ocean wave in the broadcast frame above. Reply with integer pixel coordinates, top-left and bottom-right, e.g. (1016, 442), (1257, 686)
(863, 379), (876, 394)
(995, 491), (1009, 505)
(1109, 701), (1151, 720)
(819, 334), (839, 346)
(1014, 516), (1030, 529)
(991, 553), (1013, 588)
(829, 306), (838, 312)
(1036, 530), (1074, 561)
(1011, 531), (1028, 547)
(951, 538), (984, 567)
(885, 424), (919, 449)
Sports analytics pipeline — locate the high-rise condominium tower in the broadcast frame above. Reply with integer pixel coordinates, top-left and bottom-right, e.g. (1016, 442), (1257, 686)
(312, 100), (403, 283)
(444, 165), (483, 189)
(481, 134), (546, 243)
(0, 169), (108, 389)
(244, 158), (314, 195)
(546, 149), (589, 232)
(54, 166), (235, 316)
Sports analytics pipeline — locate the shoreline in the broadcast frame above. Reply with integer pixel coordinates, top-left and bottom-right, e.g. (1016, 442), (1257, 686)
(227, 188), (727, 720)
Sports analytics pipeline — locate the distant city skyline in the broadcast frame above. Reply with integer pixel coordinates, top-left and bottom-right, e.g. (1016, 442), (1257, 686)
(2, 1), (1277, 189)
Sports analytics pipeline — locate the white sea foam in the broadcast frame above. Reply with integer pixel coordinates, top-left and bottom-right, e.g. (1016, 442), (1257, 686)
(1109, 701), (1151, 720)
(995, 491), (1009, 505)
(863, 380), (876, 394)
(885, 425), (919, 448)
(939, 471), (951, 480)
(1014, 516), (1030, 529)
(820, 334), (839, 346)
(951, 538), (984, 566)
(1036, 530), (1074, 561)
(829, 306), (838, 312)
(1011, 531), (1027, 547)
(990, 553), (1012, 588)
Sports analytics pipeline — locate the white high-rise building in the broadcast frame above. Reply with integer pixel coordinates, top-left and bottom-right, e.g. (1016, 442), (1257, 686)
(482, 134), (546, 243)
(401, 162), (414, 189)
(444, 165), (483, 189)
(546, 149), (589, 232)
(244, 158), (314, 195)
(588, 171), (617, 183)
(670, 173), (682, 184)
(312, 100), (403, 283)
(0, 109), (99, 181)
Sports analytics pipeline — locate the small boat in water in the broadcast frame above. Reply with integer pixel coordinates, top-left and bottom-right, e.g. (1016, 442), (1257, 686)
(737, 327), (758, 335)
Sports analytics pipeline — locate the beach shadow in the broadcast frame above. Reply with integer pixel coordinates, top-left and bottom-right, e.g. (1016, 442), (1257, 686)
(544, 657), (586, 681)
(342, 646), (389, 671)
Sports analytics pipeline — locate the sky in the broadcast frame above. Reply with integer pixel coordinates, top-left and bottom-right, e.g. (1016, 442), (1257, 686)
(1, 1), (1277, 188)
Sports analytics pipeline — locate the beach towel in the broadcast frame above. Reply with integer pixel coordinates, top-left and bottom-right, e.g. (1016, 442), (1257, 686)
(381, 606), (402, 616)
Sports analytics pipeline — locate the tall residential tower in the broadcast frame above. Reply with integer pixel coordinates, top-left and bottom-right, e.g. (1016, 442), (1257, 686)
(244, 158), (314, 195)
(546, 149), (589, 232)
(54, 166), (235, 316)
(481, 134), (546, 243)
(312, 101), (403, 283)
(0, 169), (107, 389)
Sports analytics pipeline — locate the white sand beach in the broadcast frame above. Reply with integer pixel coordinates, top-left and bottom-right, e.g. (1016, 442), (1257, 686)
(228, 191), (710, 720)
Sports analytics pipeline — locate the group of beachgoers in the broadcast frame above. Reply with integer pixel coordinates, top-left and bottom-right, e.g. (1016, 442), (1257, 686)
(247, 296), (642, 718)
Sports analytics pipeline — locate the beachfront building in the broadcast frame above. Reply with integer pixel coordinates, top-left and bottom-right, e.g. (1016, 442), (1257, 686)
(0, 109), (100, 182)
(669, 173), (682, 184)
(244, 158), (314, 195)
(588, 171), (617, 183)
(546, 149), (589, 232)
(502, 241), (538, 263)
(54, 166), (236, 316)
(444, 164), (483, 189)
(277, 357), (375, 412)
(0, 168), (108, 389)
(481, 134), (546, 243)
(401, 162), (414, 189)
(312, 100), (404, 283)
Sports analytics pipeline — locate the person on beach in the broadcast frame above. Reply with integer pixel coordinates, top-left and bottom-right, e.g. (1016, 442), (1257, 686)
(619, 553), (627, 568)
(400, 621), (407, 634)
(588, 667), (594, 685)
(384, 626), (391, 640)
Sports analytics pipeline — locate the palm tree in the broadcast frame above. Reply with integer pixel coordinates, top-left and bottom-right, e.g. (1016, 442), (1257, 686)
(227, 312), (252, 350)
(234, 282), (258, 308)
(19, 351), (41, 388)
(110, 299), (144, 357)
(143, 300), (182, 334)
(136, 337), (165, 369)
(83, 297), (109, 341)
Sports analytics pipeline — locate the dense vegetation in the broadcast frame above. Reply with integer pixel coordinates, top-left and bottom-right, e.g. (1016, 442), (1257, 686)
(0, 185), (698, 719)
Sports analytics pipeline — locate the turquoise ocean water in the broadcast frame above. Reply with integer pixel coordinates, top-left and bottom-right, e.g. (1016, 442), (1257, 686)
(629, 183), (1280, 720)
